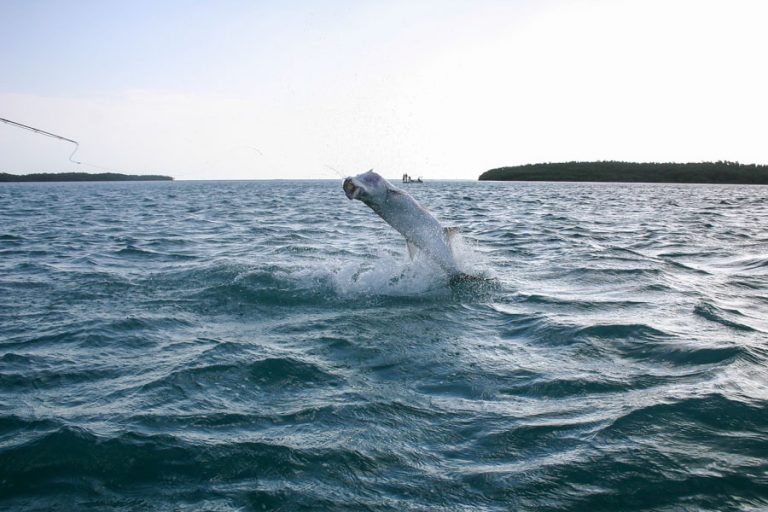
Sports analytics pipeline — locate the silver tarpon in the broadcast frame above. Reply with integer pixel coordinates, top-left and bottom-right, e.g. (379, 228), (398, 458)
(343, 170), (475, 283)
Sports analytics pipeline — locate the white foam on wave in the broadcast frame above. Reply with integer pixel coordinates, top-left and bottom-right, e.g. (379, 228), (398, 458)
(278, 232), (494, 300)
(325, 233), (492, 298)
(449, 232), (493, 279)
(335, 257), (445, 298)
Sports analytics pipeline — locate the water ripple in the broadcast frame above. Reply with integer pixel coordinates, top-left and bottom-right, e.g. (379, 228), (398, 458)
(1, 180), (766, 511)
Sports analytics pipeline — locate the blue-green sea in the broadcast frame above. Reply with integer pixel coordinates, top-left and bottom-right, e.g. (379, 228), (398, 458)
(1, 179), (767, 511)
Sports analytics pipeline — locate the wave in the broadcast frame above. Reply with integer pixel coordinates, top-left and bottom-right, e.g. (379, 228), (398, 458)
(694, 301), (763, 333)
(604, 393), (768, 440)
(154, 252), (494, 315)
(518, 293), (648, 311)
(141, 356), (343, 396)
(116, 245), (197, 261)
(493, 301), (744, 369)
(0, 356), (121, 392)
(575, 322), (745, 366)
(732, 255), (768, 272)
(0, 425), (394, 509)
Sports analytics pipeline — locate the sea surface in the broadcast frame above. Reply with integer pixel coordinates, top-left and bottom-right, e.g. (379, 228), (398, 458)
(1, 179), (767, 511)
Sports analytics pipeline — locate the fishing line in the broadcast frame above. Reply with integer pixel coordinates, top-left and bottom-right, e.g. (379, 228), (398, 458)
(1, 116), (139, 174)
(325, 165), (346, 179)
(1, 116), (82, 164)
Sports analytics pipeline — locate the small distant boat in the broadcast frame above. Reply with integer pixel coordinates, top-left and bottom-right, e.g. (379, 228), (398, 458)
(402, 173), (423, 184)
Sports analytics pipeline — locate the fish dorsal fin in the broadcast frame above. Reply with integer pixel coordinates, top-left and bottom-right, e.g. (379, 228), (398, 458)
(406, 241), (419, 260)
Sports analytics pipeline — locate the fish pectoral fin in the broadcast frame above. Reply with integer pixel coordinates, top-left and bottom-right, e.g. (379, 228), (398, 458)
(443, 227), (461, 249)
(443, 226), (460, 239)
(406, 241), (419, 260)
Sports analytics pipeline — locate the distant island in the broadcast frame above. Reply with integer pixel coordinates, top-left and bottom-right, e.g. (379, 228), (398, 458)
(0, 172), (173, 182)
(479, 161), (768, 184)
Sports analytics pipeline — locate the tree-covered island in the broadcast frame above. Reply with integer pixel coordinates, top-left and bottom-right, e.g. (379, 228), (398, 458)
(0, 172), (173, 182)
(479, 161), (768, 184)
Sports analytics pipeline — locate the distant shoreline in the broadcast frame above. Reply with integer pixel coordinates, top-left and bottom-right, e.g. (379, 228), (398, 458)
(479, 161), (768, 184)
(0, 172), (173, 182)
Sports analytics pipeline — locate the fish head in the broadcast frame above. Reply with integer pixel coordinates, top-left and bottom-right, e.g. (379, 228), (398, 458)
(343, 170), (390, 204)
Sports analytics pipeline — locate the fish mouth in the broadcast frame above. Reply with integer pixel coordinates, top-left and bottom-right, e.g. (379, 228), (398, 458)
(343, 178), (360, 200)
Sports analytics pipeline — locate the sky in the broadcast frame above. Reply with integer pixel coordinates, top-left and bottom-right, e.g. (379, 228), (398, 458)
(1, 0), (767, 180)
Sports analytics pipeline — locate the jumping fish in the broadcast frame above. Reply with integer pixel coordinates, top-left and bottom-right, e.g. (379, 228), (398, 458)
(343, 170), (478, 284)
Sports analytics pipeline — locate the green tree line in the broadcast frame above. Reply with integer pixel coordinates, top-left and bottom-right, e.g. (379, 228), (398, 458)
(0, 172), (173, 182)
(479, 161), (768, 184)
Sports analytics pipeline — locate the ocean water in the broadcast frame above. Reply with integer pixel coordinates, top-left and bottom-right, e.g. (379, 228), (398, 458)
(0, 179), (767, 511)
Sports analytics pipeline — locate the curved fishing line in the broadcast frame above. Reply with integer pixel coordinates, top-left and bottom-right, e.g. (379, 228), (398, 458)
(1, 116), (82, 164)
(68, 142), (81, 164)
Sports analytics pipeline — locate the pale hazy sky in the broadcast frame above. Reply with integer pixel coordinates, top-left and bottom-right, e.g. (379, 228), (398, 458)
(1, 0), (766, 180)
